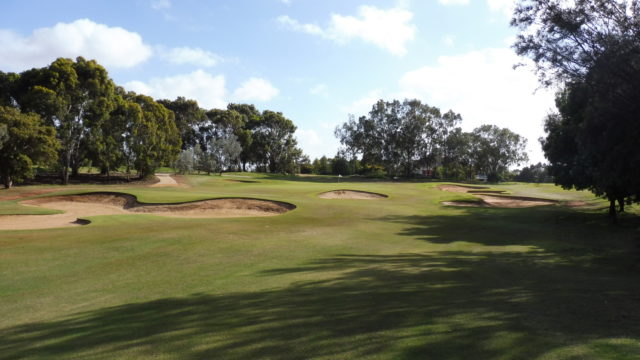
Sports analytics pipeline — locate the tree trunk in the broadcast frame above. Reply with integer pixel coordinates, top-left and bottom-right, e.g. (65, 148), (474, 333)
(61, 166), (69, 185)
(617, 196), (625, 212)
(609, 199), (618, 224)
(3, 175), (12, 189)
(70, 156), (80, 177)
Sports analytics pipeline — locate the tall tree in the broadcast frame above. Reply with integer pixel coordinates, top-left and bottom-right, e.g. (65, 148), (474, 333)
(13, 57), (116, 184)
(227, 103), (260, 171)
(471, 125), (528, 182)
(336, 99), (460, 177)
(442, 127), (474, 180)
(0, 106), (58, 188)
(205, 133), (242, 175)
(253, 110), (298, 173)
(513, 0), (640, 220)
(127, 94), (181, 178)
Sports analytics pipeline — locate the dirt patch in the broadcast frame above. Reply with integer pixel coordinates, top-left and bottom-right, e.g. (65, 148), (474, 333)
(319, 190), (388, 199)
(439, 184), (557, 208)
(0, 188), (59, 201)
(0, 192), (295, 230)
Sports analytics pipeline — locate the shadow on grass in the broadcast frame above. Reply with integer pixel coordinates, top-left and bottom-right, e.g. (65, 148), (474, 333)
(2, 209), (640, 359)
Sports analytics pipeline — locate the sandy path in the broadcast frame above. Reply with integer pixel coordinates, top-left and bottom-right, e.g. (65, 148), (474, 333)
(151, 173), (179, 187)
(0, 193), (295, 230)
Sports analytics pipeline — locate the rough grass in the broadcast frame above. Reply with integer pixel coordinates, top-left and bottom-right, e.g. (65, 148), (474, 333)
(0, 175), (639, 359)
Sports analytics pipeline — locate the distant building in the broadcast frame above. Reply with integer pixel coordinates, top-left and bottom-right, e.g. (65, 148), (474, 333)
(475, 173), (488, 181)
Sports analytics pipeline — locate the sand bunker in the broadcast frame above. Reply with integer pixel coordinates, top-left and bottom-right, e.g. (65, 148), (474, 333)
(319, 190), (388, 200)
(0, 192), (295, 230)
(151, 173), (179, 187)
(438, 184), (557, 208)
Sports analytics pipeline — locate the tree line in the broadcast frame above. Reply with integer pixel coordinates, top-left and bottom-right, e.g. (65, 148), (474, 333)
(0, 57), (304, 188)
(512, 0), (640, 221)
(334, 99), (528, 181)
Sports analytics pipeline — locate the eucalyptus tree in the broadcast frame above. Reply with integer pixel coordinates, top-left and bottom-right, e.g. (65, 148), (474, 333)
(253, 110), (298, 173)
(205, 133), (242, 175)
(158, 97), (207, 150)
(126, 94), (181, 178)
(471, 125), (528, 182)
(0, 106), (58, 188)
(336, 99), (460, 176)
(12, 57), (116, 183)
(226, 103), (260, 171)
(513, 0), (640, 220)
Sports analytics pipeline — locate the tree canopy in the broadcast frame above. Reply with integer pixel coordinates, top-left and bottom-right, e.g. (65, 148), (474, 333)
(513, 0), (640, 220)
(335, 99), (527, 180)
(0, 57), (307, 186)
(0, 106), (58, 188)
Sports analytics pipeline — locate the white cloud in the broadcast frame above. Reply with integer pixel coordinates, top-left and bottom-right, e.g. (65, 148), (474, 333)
(295, 128), (341, 159)
(278, 5), (416, 56)
(439, 0), (470, 5)
(442, 34), (456, 47)
(233, 77), (279, 102)
(309, 83), (329, 97)
(487, 0), (515, 17)
(342, 89), (383, 116)
(151, 0), (171, 10)
(125, 70), (227, 109)
(398, 48), (555, 163)
(276, 15), (324, 36)
(0, 19), (152, 72)
(162, 46), (221, 67)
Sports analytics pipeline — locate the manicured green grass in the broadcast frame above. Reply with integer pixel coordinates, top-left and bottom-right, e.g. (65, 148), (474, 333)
(1, 175), (639, 359)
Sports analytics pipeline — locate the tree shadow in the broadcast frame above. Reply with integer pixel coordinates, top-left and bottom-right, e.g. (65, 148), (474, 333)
(2, 248), (640, 358)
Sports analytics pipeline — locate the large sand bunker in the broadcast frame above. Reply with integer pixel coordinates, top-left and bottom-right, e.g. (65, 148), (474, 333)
(319, 190), (388, 200)
(0, 192), (295, 230)
(438, 185), (557, 208)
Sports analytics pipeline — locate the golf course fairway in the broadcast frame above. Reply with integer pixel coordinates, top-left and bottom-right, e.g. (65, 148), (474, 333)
(1, 173), (639, 359)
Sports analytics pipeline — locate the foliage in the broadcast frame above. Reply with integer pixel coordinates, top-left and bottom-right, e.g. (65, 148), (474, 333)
(471, 125), (528, 182)
(515, 162), (552, 183)
(1, 58), (306, 184)
(205, 132), (242, 175)
(513, 0), (640, 220)
(0, 106), (58, 188)
(127, 94), (181, 178)
(14, 57), (117, 183)
(336, 99), (461, 177)
(175, 148), (195, 175)
(336, 99), (527, 180)
(158, 97), (207, 150)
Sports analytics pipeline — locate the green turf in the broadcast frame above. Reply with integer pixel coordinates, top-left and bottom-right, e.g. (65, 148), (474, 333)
(1, 176), (639, 359)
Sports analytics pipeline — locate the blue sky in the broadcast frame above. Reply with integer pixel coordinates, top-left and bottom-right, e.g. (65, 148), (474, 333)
(0, 0), (554, 164)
